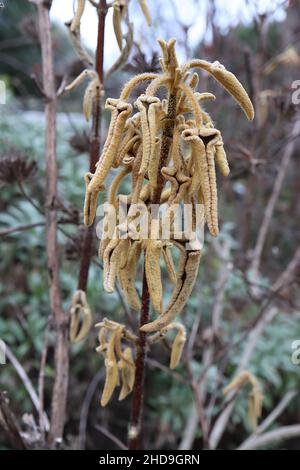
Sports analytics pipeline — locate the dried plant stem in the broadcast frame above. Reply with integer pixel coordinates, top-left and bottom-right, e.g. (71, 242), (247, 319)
(6, 345), (49, 430)
(38, 325), (50, 437)
(128, 269), (149, 450)
(128, 92), (177, 450)
(0, 392), (28, 450)
(32, 0), (69, 447)
(78, 0), (107, 291)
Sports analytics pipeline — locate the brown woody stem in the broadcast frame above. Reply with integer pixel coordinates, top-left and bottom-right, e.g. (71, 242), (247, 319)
(77, 0), (107, 291)
(33, 0), (69, 447)
(128, 92), (177, 450)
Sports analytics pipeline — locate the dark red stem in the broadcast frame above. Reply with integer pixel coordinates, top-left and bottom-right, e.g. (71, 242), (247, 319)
(77, 0), (107, 291)
(128, 92), (177, 450)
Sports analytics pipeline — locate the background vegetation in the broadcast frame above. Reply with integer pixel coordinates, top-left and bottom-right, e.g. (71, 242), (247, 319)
(0, 0), (299, 450)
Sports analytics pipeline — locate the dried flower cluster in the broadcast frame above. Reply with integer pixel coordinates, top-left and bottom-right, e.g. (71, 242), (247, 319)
(80, 38), (254, 405)
(70, 290), (93, 343)
(66, 2), (254, 408)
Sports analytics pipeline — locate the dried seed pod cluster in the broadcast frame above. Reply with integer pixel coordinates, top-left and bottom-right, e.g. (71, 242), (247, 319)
(81, 38), (253, 405)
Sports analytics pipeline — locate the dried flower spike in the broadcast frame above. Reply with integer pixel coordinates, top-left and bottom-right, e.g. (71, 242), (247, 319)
(118, 347), (136, 401)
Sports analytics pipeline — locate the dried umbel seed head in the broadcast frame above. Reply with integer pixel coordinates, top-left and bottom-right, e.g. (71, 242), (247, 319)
(78, 37), (253, 391)
(69, 131), (90, 154)
(223, 371), (263, 431)
(0, 149), (37, 184)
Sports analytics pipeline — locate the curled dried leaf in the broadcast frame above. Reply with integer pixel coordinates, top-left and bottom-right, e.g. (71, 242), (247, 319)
(118, 347), (136, 401)
(223, 371), (263, 431)
(215, 139), (230, 177)
(169, 323), (186, 369)
(70, 0), (86, 33)
(100, 330), (119, 406)
(145, 240), (163, 315)
(119, 241), (142, 311)
(184, 59), (254, 120)
(84, 99), (132, 225)
(69, 290), (93, 343)
(141, 250), (201, 333)
(138, 0), (152, 26)
(113, 2), (123, 50)
(162, 244), (177, 284)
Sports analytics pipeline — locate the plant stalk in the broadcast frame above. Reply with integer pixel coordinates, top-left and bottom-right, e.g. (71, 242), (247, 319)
(128, 91), (177, 450)
(32, 0), (69, 447)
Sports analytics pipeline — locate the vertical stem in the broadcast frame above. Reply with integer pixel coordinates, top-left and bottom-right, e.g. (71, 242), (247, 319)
(33, 0), (69, 446)
(0, 392), (28, 450)
(128, 92), (177, 450)
(128, 269), (149, 450)
(77, 0), (107, 291)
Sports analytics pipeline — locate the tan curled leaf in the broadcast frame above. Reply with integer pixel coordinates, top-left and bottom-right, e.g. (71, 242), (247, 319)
(183, 59), (254, 120)
(70, 0), (86, 32)
(141, 250), (201, 333)
(82, 76), (101, 122)
(118, 347), (136, 401)
(162, 244), (177, 284)
(145, 240), (163, 315)
(169, 324), (186, 369)
(84, 99), (132, 225)
(96, 326), (107, 354)
(223, 370), (263, 431)
(149, 138), (161, 190)
(215, 139), (230, 177)
(210, 62), (254, 121)
(83, 171), (105, 227)
(104, 239), (129, 293)
(135, 96), (160, 176)
(182, 128), (219, 236)
(100, 331), (119, 407)
(113, 2), (123, 50)
(119, 241), (142, 311)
